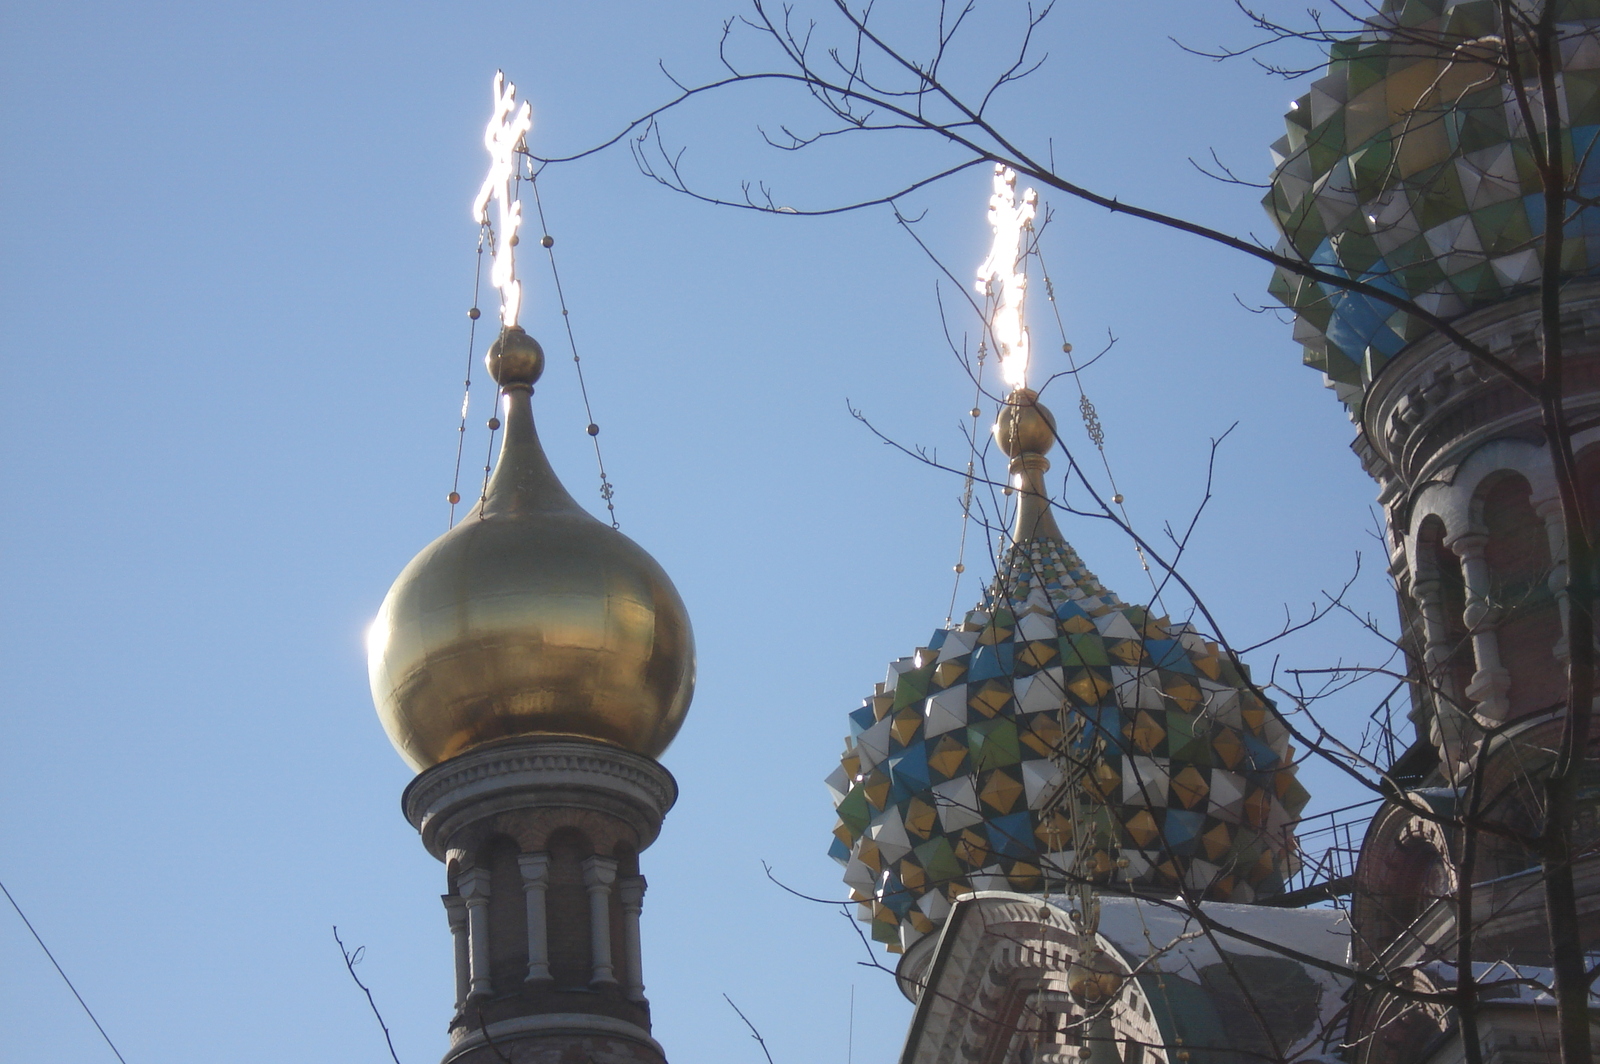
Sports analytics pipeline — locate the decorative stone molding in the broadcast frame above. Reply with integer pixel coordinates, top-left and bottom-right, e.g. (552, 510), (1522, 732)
(403, 739), (678, 859)
(441, 1012), (665, 1064)
(1360, 278), (1600, 514)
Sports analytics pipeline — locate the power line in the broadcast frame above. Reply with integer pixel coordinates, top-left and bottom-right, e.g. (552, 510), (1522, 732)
(1, 875), (128, 1064)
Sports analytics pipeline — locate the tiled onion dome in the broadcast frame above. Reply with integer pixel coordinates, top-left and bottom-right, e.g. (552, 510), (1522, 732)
(826, 537), (1310, 953)
(1264, 0), (1600, 416)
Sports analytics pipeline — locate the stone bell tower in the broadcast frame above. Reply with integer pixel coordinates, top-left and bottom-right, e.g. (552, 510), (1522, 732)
(368, 323), (695, 1064)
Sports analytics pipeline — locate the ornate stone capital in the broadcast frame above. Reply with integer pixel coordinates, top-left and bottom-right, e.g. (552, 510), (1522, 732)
(582, 854), (619, 889)
(516, 852), (551, 887)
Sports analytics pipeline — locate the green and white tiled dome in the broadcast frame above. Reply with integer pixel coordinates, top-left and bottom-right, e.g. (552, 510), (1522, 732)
(827, 536), (1310, 953)
(1265, 0), (1600, 415)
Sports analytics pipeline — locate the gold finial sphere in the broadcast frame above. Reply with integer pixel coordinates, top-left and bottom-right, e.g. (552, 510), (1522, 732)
(486, 325), (545, 386)
(993, 387), (1057, 457)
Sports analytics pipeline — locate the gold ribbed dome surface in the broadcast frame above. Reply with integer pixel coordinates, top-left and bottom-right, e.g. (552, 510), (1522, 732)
(368, 327), (695, 771)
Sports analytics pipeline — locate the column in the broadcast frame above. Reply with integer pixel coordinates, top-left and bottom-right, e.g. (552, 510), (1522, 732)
(581, 855), (619, 988)
(458, 867), (493, 1000)
(442, 894), (470, 1011)
(1537, 495), (1572, 664)
(617, 875), (647, 1002)
(1450, 532), (1511, 723)
(1411, 567), (1469, 772)
(517, 853), (552, 984)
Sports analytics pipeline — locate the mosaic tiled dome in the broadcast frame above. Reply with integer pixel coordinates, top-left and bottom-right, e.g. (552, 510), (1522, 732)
(827, 536), (1310, 953)
(1265, 0), (1600, 415)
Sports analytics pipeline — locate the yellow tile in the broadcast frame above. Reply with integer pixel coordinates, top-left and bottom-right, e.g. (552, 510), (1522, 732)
(968, 680), (1012, 717)
(953, 829), (990, 867)
(1067, 670), (1112, 703)
(904, 797), (938, 838)
(1171, 766), (1210, 809)
(1211, 730), (1245, 769)
(927, 737), (968, 778)
(1125, 809), (1160, 847)
(980, 770), (1025, 814)
(1131, 711), (1166, 754)
(1201, 822), (1232, 860)
(1107, 640), (1144, 666)
(1018, 640), (1058, 668)
(1165, 681), (1201, 714)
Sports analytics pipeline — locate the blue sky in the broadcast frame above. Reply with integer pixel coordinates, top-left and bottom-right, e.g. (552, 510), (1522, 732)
(1, 4), (1384, 1063)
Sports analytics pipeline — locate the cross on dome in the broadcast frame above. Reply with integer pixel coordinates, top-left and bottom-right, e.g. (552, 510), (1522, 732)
(472, 71), (534, 328)
(976, 164), (1038, 391)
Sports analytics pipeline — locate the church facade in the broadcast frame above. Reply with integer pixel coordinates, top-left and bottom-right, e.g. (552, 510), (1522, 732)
(363, 5), (1600, 1059)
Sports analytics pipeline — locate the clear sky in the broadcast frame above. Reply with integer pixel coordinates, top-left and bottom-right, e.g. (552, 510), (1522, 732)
(2, 4), (1381, 1063)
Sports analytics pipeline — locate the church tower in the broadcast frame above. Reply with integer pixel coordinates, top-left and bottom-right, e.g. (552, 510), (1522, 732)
(1266, 3), (1600, 1059)
(366, 76), (694, 1064)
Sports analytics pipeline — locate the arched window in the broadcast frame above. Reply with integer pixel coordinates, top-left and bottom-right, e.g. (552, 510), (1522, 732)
(1481, 473), (1563, 717)
(546, 827), (593, 989)
(483, 836), (528, 990)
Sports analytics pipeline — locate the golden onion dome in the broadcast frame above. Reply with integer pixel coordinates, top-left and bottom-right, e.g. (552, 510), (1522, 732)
(368, 326), (695, 771)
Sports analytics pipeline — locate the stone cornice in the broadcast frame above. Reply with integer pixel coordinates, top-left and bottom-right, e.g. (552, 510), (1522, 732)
(1359, 279), (1600, 511)
(403, 739), (678, 859)
(442, 1012), (664, 1064)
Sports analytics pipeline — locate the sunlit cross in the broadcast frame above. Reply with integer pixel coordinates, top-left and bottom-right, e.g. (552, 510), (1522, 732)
(472, 71), (534, 328)
(975, 164), (1038, 390)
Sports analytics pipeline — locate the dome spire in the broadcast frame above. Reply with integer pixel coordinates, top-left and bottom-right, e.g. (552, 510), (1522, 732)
(994, 388), (1063, 545)
(975, 163), (1061, 546)
(477, 325), (578, 519)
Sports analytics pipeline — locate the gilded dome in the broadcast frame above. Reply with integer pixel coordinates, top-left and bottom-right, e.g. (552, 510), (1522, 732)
(368, 327), (695, 771)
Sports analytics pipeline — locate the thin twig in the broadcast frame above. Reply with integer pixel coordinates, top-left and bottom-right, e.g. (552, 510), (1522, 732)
(333, 926), (404, 1064)
(724, 993), (777, 1064)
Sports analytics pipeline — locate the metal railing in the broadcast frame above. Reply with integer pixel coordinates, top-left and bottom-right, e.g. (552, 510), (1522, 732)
(1274, 798), (1383, 905)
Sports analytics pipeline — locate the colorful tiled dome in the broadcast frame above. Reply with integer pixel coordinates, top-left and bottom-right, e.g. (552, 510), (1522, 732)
(827, 535), (1310, 953)
(1265, 0), (1600, 415)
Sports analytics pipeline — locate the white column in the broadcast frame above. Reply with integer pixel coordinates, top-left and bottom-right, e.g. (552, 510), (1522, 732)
(458, 867), (493, 1000)
(581, 855), (618, 988)
(617, 875), (647, 1002)
(442, 894), (470, 1011)
(517, 853), (552, 984)
(1450, 531), (1511, 722)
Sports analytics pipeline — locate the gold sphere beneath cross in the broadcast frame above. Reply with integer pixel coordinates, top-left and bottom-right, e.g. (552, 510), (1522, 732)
(993, 387), (1057, 457)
